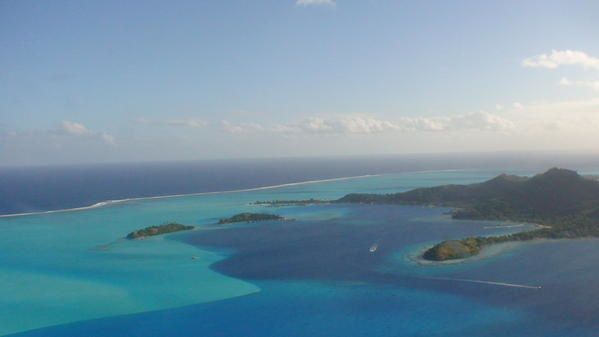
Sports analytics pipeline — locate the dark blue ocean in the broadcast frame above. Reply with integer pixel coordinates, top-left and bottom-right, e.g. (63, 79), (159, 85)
(3, 153), (599, 215)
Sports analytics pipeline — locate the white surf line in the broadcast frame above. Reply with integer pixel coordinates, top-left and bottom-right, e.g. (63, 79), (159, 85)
(0, 167), (518, 219)
(0, 201), (118, 219)
(425, 276), (542, 289)
(0, 174), (380, 218)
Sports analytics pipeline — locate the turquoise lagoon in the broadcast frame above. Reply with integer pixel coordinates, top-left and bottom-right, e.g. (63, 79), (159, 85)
(2, 170), (599, 337)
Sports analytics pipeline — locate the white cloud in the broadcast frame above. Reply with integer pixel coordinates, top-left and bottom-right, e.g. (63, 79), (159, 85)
(339, 116), (400, 133)
(298, 117), (337, 133)
(61, 121), (91, 135)
(522, 50), (599, 71)
(0, 121), (117, 165)
(275, 116), (400, 134)
(387, 112), (513, 133)
(60, 120), (116, 145)
(268, 116), (399, 135)
(443, 112), (514, 131)
(559, 77), (599, 92)
(498, 98), (599, 136)
(296, 0), (335, 7)
(559, 77), (571, 86)
(221, 120), (264, 134)
(401, 117), (445, 132)
(220, 112), (514, 136)
(100, 133), (116, 145)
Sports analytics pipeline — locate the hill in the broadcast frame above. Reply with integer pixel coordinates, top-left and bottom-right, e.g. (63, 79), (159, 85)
(338, 168), (599, 221)
(337, 168), (599, 260)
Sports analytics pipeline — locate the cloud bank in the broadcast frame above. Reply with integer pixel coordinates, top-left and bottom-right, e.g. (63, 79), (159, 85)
(60, 121), (116, 145)
(5, 99), (599, 166)
(522, 50), (599, 71)
(221, 112), (514, 136)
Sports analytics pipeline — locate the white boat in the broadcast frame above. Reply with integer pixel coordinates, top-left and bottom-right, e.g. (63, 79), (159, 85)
(369, 243), (378, 253)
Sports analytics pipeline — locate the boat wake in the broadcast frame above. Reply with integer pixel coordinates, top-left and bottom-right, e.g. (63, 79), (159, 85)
(425, 276), (541, 289)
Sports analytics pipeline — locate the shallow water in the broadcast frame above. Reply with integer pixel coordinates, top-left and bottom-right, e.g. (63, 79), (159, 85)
(3, 169), (599, 336)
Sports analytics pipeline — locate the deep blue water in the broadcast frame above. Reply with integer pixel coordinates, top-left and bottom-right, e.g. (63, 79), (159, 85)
(3, 153), (599, 215)
(8, 204), (599, 337)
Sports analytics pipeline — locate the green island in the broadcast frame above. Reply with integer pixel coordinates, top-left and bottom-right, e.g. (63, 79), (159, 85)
(423, 238), (482, 261)
(252, 199), (328, 207)
(336, 168), (599, 261)
(218, 212), (286, 224)
(126, 223), (194, 240)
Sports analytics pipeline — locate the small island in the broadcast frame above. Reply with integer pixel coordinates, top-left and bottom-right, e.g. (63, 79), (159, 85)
(126, 223), (194, 240)
(218, 212), (286, 224)
(252, 199), (328, 207)
(336, 168), (599, 261)
(422, 238), (482, 261)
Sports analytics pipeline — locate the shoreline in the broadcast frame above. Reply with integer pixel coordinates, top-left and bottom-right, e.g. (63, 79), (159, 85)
(0, 174), (380, 218)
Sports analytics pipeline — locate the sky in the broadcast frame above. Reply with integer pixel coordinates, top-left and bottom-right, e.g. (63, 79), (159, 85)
(1, 0), (599, 166)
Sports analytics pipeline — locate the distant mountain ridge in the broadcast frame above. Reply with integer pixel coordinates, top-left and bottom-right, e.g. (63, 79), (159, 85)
(338, 168), (599, 221)
(337, 168), (599, 261)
